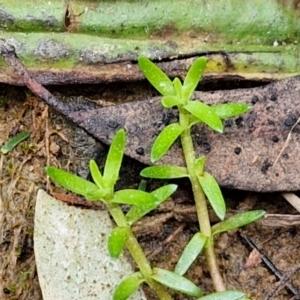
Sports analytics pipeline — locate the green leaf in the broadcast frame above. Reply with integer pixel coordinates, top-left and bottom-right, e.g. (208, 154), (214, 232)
(141, 165), (189, 179)
(126, 184), (177, 225)
(184, 101), (223, 133)
(1, 131), (31, 154)
(175, 232), (207, 276)
(183, 57), (207, 101)
(103, 129), (126, 186)
(161, 95), (183, 108)
(212, 103), (251, 119)
(85, 189), (107, 201)
(197, 172), (226, 220)
(112, 190), (158, 207)
(45, 166), (99, 197)
(194, 156), (206, 176)
(138, 57), (174, 96)
(151, 184), (177, 204)
(212, 210), (266, 236)
(197, 290), (246, 300)
(173, 78), (183, 99)
(151, 123), (184, 162)
(108, 227), (129, 258)
(89, 160), (104, 189)
(113, 272), (144, 300)
(189, 114), (202, 127)
(189, 103), (250, 127)
(151, 268), (202, 298)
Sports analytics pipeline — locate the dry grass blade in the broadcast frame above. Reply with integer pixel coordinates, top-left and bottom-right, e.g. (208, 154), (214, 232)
(281, 193), (300, 213)
(273, 116), (300, 167)
(260, 214), (300, 226)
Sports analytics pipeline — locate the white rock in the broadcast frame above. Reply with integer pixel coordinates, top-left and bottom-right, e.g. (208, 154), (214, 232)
(34, 189), (146, 300)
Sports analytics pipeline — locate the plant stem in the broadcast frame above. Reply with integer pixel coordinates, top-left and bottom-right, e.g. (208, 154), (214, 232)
(109, 204), (173, 300)
(179, 108), (226, 292)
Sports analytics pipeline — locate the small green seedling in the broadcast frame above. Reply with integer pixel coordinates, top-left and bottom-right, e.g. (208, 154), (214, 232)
(45, 57), (264, 300)
(138, 56), (265, 297)
(46, 129), (201, 300)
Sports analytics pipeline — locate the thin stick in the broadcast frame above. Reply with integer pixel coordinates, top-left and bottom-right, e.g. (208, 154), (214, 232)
(0, 41), (71, 115)
(263, 265), (300, 300)
(240, 233), (299, 296)
(273, 115), (300, 166)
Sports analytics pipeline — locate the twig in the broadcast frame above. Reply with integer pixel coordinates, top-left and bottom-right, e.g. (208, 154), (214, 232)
(44, 107), (51, 191)
(263, 265), (300, 300)
(0, 41), (71, 115)
(240, 233), (299, 297)
(273, 115), (300, 166)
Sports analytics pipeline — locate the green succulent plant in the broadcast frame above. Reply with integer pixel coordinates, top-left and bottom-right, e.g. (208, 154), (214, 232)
(45, 56), (265, 300)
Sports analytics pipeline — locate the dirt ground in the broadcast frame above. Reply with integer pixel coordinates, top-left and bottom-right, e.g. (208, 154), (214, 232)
(1, 82), (300, 300)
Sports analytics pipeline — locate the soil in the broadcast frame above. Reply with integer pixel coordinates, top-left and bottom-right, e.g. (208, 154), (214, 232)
(0, 81), (300, 300)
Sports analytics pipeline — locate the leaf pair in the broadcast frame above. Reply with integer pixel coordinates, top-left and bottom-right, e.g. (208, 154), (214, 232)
(114, 267), (204, 300)
(185, 99), (251, 134)
(139, 57), (250, 163)
(89, 129), (125, 195)
(174, 210), (265, 277)
(139, 57), (251, 120)
(126, 184), (177, 225)
(114, 271), (248, 300)
(138, 56), (206, 104)
(150, 99), (249, 162)
(143, 145), (253, 225)
(188, 102), (250, 128)
(109, 184), (178, 259)
(46, 129), (126, 202)
(45, 167), (164, 208)
(142, 160), (226, 221)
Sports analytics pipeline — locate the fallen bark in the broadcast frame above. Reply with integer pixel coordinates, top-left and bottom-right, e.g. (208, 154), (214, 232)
(0, 0), (299, 84)
(2, 0), (299, 39)
(1, 41), (300, 192)
(70, 76), (300, 192)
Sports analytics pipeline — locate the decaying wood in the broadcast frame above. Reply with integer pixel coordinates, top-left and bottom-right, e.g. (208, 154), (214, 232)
(1, 0), (299, 84)
(260, 214), (300, 226)
(1, 42), (300, 192)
